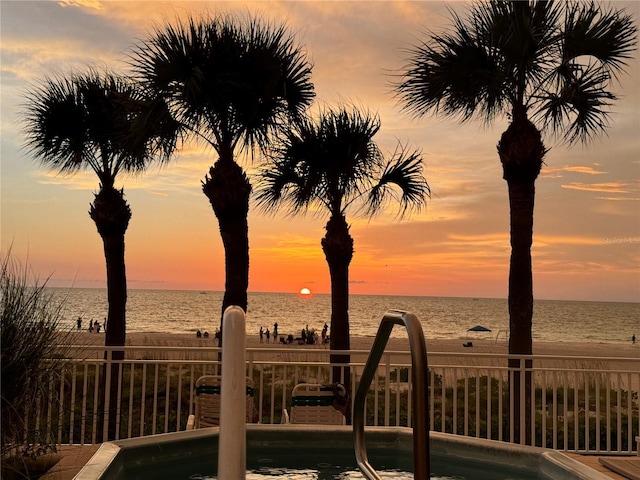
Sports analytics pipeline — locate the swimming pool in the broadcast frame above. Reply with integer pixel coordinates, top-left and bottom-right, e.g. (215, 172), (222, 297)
(75, 425), (609, 480)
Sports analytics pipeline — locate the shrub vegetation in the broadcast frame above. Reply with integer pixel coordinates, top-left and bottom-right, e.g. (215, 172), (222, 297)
(1, 252), (72, 479)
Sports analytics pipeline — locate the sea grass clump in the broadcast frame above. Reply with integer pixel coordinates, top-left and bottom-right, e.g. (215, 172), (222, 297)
(1, 251), (71, 479)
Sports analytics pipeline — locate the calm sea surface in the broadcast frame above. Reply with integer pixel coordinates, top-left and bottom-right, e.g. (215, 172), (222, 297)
(47, 288), (639, 344)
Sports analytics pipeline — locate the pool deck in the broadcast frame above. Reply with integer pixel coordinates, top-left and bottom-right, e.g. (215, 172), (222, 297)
(565, 453), (636, 480)
(39, 444), (635, 480)
(40, 445), (100, 480)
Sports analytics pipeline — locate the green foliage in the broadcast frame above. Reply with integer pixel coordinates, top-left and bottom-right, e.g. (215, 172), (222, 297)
(0, 251), (72, 477)
(360, 369), (638, 451)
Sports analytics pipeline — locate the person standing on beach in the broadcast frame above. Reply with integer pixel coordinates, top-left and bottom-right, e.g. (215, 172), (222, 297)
(77, 317), (82, 331)
(89, 319), (94, 333)
(273, 322), (278, 343)
(266, 328), (270, 344)
(259, 327), (264, 343)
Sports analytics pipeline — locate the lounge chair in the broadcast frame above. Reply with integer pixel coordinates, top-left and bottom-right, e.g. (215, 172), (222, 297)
(282, 383), (347, 425)
(186, 375), (255, 429)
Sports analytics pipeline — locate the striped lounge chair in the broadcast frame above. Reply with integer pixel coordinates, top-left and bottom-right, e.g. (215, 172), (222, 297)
(187, 375), (255, 429)
(282, 383), (346, 425)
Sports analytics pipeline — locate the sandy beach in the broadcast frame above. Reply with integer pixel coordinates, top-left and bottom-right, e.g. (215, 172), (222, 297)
(68, 331), (640, 361)
(63, 330), (638, 392)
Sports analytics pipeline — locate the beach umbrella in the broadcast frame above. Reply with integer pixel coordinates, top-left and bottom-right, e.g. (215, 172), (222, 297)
(468, 325), (491, 332)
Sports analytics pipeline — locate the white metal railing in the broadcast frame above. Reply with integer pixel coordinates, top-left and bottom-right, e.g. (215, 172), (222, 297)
(27, 345), (639, 454)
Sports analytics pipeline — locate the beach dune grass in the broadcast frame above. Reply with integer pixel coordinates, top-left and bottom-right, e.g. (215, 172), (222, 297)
(0, 252), (78, 479)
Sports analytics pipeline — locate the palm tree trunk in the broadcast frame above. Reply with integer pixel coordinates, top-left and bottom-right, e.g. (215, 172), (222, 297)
(219, 217), (249, 314)
(104, 233), (127, 351)
(321, 213), (354, 423)
(507, 180), (534, 444)
(89, 186), (131, 441)
(202, 152), (251, 347)
(101, 233), (127, 442)
(498, 106), (544, 445)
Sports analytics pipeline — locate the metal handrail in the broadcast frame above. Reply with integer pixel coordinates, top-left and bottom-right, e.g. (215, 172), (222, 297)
(353, 310), (430, 479)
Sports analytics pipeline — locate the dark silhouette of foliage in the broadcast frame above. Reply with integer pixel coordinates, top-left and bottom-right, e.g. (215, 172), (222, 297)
(255, 105), (429, 418)
(395, 0), (637, 442)
(22, 70), (180, 439)
(131, 13), (315, 336)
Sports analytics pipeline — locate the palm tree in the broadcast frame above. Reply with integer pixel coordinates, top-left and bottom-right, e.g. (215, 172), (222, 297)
(22, 70), (179, 439)
(255, 105), (429, 418)
(394, 0), (636, 443)
(130, 14), (314, 339)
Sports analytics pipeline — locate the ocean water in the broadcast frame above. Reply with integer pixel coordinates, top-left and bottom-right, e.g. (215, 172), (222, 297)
(48, 288), (639, 345)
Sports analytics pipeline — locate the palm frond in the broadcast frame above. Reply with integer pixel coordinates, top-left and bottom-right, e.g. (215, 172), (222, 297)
(22, 73), (93, 174)
(22, 69), (179, 184)
(254, 158), (306, 216)
(130, 12), (314, 159)
(255, 104), (427, 222)
(538, 64), (615, 145)
(534, 1), (637, 145)
(562, 1), (637, 78)
(123, 93), (184, 168)
(395, 5), (510, 124)
(255, 114), (324, 217)
(366, 144), (430, 219)
(395, 0), (637, 144)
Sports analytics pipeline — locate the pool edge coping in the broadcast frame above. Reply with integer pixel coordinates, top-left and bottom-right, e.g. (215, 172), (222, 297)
(74, 425), (611, 480)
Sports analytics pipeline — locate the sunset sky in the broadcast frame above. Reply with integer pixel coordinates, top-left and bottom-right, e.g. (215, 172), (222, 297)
(1, 1), (639, 303)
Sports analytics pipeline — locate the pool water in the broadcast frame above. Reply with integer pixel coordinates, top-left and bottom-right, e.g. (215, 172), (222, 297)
(190, 470), (414, 479)
(145, 446), (534, 480)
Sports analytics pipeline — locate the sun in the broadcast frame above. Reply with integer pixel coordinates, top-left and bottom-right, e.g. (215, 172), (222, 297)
(299, 287), (311, 296)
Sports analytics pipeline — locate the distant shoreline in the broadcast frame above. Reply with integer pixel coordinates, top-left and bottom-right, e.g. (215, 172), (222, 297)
(47, 285), (639, 304)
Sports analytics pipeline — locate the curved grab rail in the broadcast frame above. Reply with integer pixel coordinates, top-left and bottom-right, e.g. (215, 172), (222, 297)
(353, 310), (430, 480)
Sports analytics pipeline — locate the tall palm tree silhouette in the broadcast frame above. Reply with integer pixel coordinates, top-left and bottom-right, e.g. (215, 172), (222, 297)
(256, 105), (429, 420)
(395, 1), (636, 442)
(23, 70), (179, 439)
(131, 13), (314, 339)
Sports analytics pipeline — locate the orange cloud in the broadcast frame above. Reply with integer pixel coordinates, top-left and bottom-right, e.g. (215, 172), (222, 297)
(561, 182), (630, 193)
(533, 235), (604, 247)
(36, 171), (97, 190)
(58, 0), (103, 10)
(596, 196), (640, 201)
(542, 165), (607, 177)
(447, 233), (509, 245)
